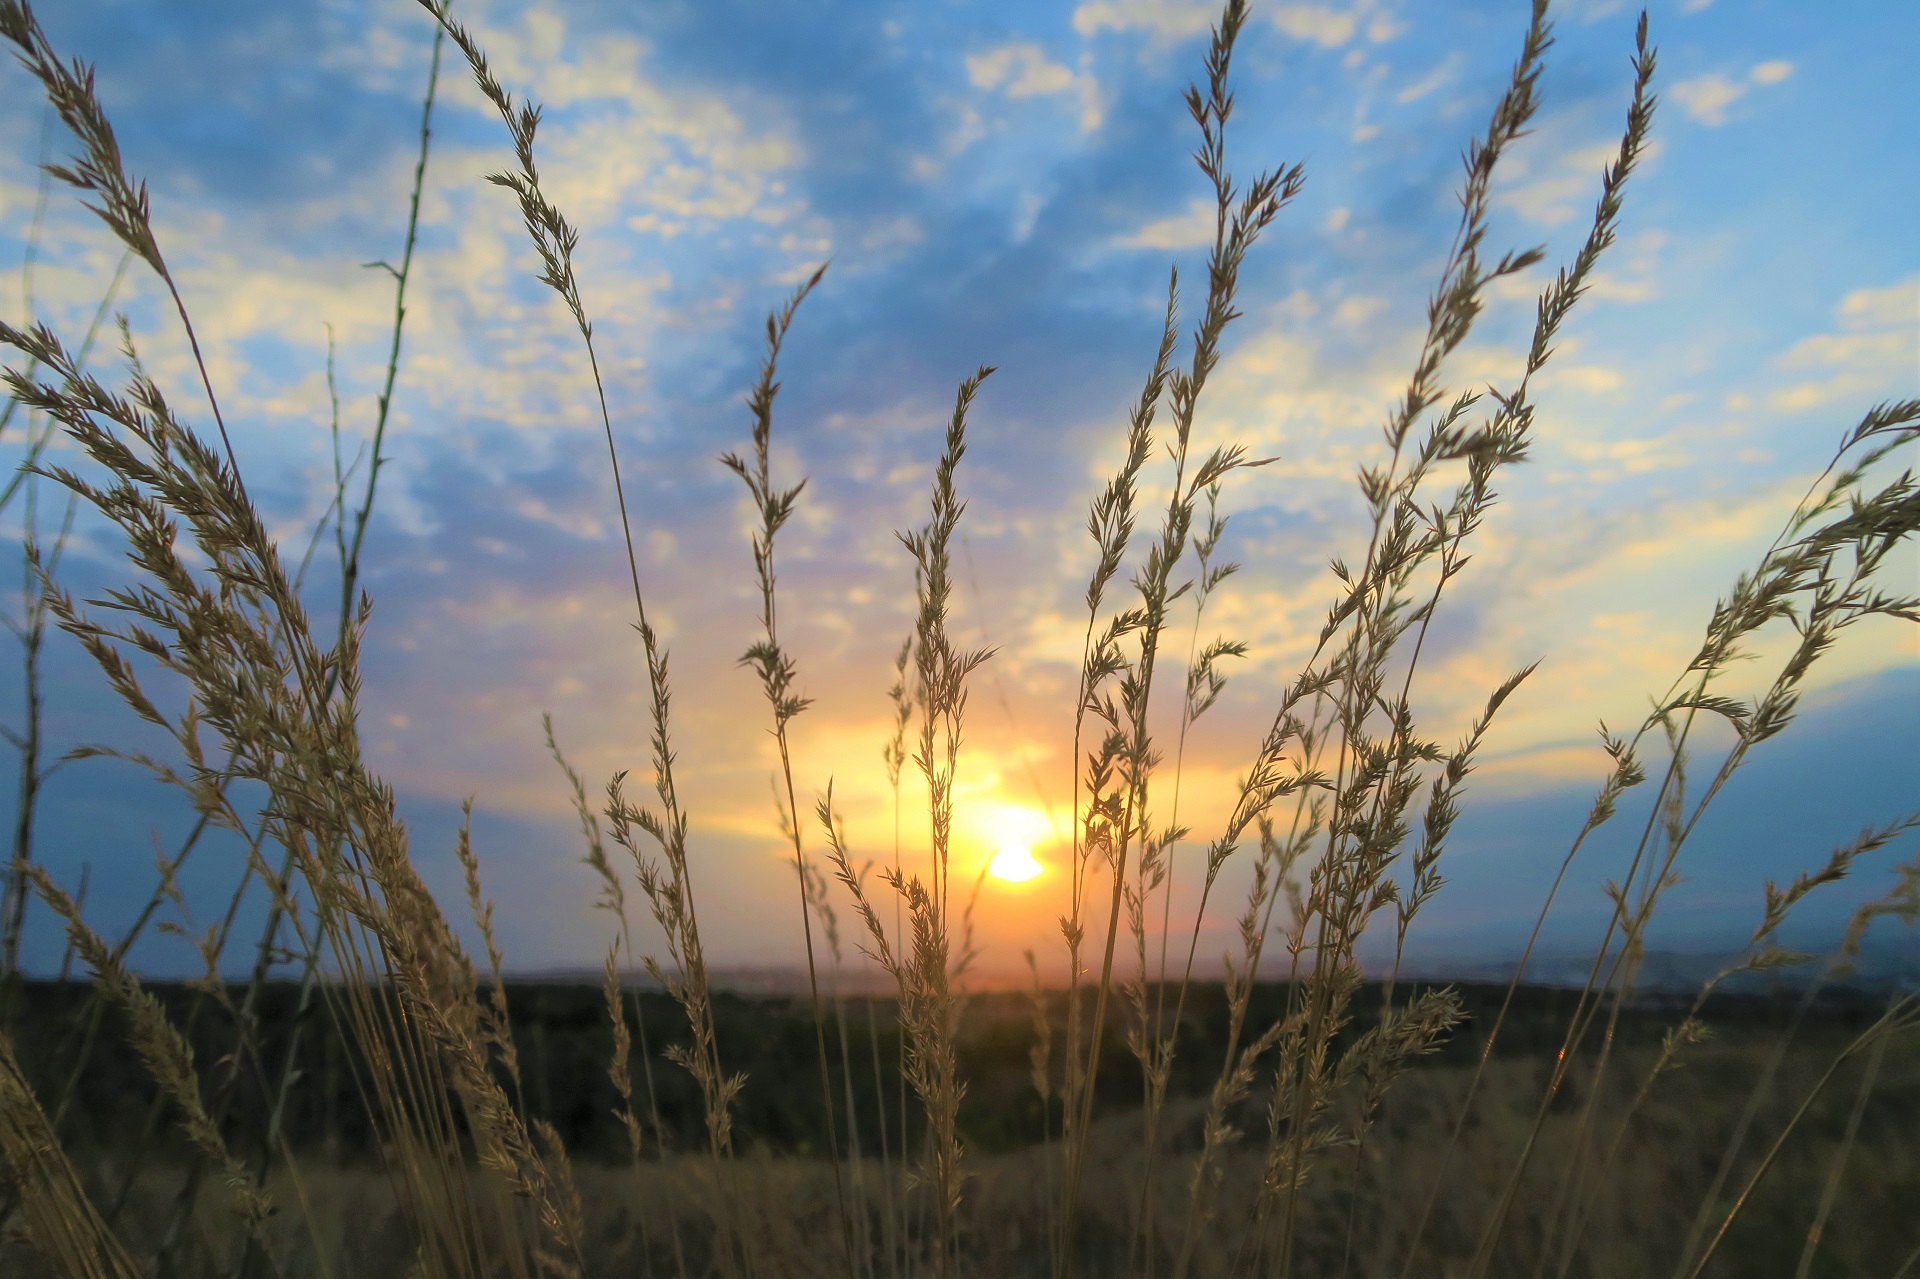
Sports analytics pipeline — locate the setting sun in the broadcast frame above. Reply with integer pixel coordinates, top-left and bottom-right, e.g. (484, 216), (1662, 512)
(972, 802), (1056, 884)
(987, 845), (1045, 883)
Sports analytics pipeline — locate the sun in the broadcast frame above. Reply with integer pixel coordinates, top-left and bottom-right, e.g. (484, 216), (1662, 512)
(973, 801), (1055, 884)
(987, 844), (1045, 883)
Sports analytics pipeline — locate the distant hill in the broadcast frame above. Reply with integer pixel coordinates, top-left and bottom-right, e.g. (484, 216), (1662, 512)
(514, 934), (1919, 997)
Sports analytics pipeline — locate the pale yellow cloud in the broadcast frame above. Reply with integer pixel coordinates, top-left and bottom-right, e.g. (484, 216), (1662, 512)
(1502, 141), (1663, 227)
(1270, 5), (1359, 47)
(1670, 74), (1745, 126)
(969, 43), (1075, 97)
(1671, 60), (1795, 126)
(1836, 277), (1917, 330)
(968, 42), (1103, 131)
(1073, 0), (1214, 40)
(1073, 0), (1370, 48)
(1770, 274), (1917, 412)
(1366, 13), (1407, 43)
(1112, 196), (1217, 251)
(1542, 364), (1625, 395)
(445, 15), (805, 239)
(1332, 295), (1387, 329)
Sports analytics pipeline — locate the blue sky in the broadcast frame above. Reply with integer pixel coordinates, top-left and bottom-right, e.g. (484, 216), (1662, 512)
(0, 0), (1914, 981)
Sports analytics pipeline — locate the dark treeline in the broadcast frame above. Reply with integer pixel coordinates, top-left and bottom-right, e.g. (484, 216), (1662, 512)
(4, 975), (1894, 1166)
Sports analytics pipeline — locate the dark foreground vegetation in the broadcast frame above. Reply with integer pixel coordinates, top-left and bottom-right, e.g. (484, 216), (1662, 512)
(4, 976), (1909, 1161)
(4, 977), (1916, 1276)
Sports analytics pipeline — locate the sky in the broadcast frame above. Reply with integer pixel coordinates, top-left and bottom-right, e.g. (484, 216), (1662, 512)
(0, 0), (1914, 984)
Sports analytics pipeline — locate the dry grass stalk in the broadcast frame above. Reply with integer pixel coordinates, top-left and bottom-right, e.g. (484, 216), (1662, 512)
(0, 1027), (141, 1279)
(1024, 4), (1650, 1272)
(1529, 811), (1920, 1278)
(547, 718), (687, 1277)
(1053, 5), (1309, 1270)
(0, 304), (580, 1275)
(26, 866), (274, 1236)
(0, 5), (459, 1266)
(0, 0), (235, 475)
(605, 768), (740, 1152)
(819, 366), (995, 1279)
(3, 1), (1916, 1277)
(721, 265), (858, 1267)
(1448, 398), (1920, 1279)
(423, 4), (750, 1266)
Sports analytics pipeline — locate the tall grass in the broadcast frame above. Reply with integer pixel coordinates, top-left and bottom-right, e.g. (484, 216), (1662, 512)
(0, 0), (1915, 1276)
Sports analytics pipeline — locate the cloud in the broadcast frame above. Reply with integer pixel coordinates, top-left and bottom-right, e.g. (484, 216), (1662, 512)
(446, 13), (805, 238)
(1366, 13), (1408, 43)
(1332, 295), (1386, 329)
(1671, 74), (1745, 126)
(1394, 53), (1461, 105)
(1111, 196), (1215, 250)
(1269, 5), (1359, 47)
(1770, 274), (1917, 412)
(1072, 0), (1365, 48)
(1502, 137), (1666, 227)
(1541, 364), (1624, 395)
(1072, 0), (1213, 41)
(968, 44), (1075, 97)
(1671, 60), (1794, 126)
(967, 42), (1102, 131)
(1837, 276), (1918, 330)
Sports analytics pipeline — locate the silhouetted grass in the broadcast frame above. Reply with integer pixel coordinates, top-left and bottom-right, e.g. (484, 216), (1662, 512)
(0, 0), (1915, 1275)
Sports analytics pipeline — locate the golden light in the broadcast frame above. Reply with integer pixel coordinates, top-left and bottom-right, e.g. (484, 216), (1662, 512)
(972, 802), (1055, 885)
(988, 844), (1045, 883)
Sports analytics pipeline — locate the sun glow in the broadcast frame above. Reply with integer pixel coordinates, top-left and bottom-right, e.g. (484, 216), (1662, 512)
(973, 801), (1055, 885)
(987, 844), (1045, 883)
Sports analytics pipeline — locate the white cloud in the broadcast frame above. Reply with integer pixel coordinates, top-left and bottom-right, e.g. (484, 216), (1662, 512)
(1585, 273), (1657, 304)
(968, 43), (1076, 97)
(1367, 12), (1407, 42)
(1112, 196), (1216, 250)
(1671, 73), (1744, 126)
(1542, 364), (1625, 395)
(967, 42), (1103, 130)
(1332, 295), (1386, 329)
(1502, 141), (1647, 227)
(1837, 277), (1917, 329)
(1671, 60), (1795, 126)
(1072, 0), (1212, 41)
(1073, 0), (1367, 48)
(1770, 274), (1917, 412)
(1270, 5), (1359, 46)
(1583, 228), (1667, 304)
(1394, 52), (1462, 105)
(448, 15), (804, 238)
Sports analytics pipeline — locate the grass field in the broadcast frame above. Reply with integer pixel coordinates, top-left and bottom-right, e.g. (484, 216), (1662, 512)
(5, 977), (1916, 1276)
